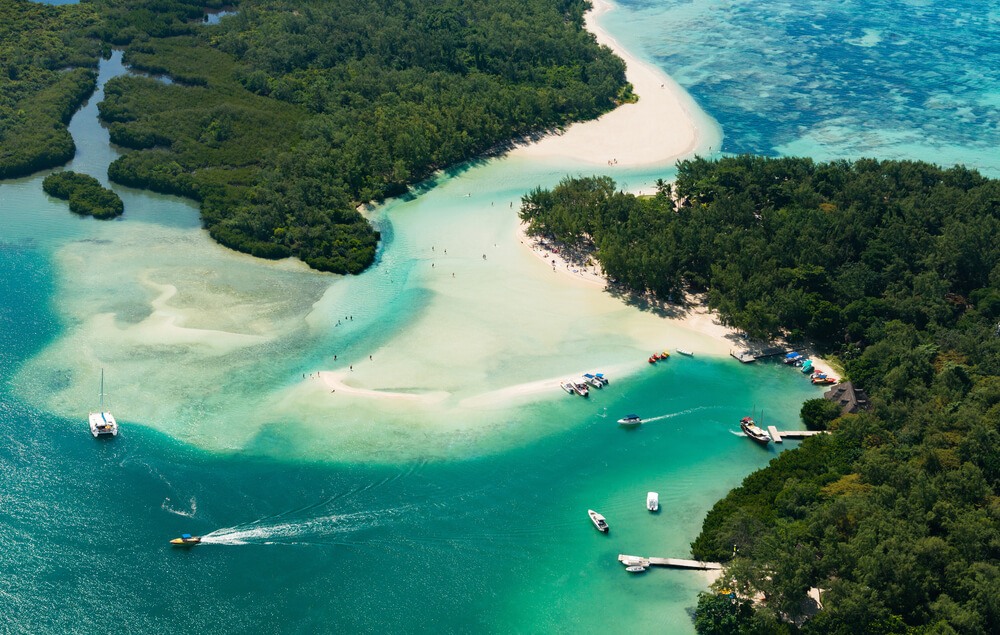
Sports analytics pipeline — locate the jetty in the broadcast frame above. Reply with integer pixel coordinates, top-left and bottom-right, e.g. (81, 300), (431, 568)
(730, 346), (799, 363)
(767, 426), (829, 443)
(618, 554), (722, 570)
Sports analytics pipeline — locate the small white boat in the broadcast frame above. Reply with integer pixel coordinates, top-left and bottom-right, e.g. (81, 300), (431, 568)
(617, 414), (642, 426)
(582, 373), (603, 388)
(677, 348), (693, 356)
(88, 369), (118, 438)
(625, 565), (647, 573)
(594, 372), (609, 386)
(571, 379), (590, 397)
(646, 491), (659, 512)
(560, 381), (575, 394)
(588, 509), (608, 533)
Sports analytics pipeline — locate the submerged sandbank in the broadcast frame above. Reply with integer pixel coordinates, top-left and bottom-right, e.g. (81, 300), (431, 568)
(511, 0), (721, 168)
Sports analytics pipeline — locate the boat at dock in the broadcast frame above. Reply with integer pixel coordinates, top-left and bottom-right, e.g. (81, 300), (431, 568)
(169, 534), (201, 546)
(88, 369), (118, 438)
(800, 359), (814, 373)
(740, 416), (771, 445)
(646, 492), (659, 512)
(625, 565), (647, 573)
(676, 348), (693, 356)
(617, 414), (642, 426)
(588, 509), (609, 533)
(784, 352), (803, 365)
(811, 373), (837, 385)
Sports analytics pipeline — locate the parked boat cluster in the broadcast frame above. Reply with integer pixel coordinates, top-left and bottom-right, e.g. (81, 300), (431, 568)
(783, 352), (838, 385)
(588, 491), (661, 573)
(559, 372), (609, 397)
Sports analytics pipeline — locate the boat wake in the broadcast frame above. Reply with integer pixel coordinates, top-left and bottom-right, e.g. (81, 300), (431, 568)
(641, 405), (716, 424)
(161, 496), (197, 518)
(198, 505), (412, 546)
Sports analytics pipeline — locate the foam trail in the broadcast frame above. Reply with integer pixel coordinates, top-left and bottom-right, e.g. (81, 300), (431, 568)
(199, 506), (412, 546)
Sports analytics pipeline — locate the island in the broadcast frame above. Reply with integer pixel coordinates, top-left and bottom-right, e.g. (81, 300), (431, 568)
(2, 0), (630, 274)
(42, 171), (124, 219)
(521, 155), (1000, 633)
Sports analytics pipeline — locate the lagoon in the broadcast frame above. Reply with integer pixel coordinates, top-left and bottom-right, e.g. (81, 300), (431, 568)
(3, 1), (998, 632)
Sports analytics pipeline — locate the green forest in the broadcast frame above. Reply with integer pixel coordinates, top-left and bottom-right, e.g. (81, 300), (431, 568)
(1, 0), (628, 273)
(520, 157), (1000, 634)
(42, 171), (123, 219)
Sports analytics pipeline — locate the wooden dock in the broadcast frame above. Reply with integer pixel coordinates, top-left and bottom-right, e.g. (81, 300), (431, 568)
(730, 350), (757, 363)
(618, 554), (723, 570)
(731, 347), (799, 364)
(768, 426), (829, 443)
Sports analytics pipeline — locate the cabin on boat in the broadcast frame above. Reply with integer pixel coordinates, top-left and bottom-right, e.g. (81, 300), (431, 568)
(824, 381), (870, 415)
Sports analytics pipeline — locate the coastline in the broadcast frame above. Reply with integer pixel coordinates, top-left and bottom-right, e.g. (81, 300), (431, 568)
(510, 0), (721, 168)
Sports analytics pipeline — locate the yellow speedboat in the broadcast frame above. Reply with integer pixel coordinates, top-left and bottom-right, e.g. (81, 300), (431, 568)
(169, 533), (201, 546)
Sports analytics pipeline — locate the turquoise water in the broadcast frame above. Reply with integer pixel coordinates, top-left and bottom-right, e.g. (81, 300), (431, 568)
(4, 2), (998, 632)
(607, 0), (1000, 176)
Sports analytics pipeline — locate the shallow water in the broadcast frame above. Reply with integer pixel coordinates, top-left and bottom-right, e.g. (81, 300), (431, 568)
(4, 2), (997, 632)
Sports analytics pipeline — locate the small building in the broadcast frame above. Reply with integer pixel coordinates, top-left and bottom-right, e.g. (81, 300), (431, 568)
(824, 381), (870, 414)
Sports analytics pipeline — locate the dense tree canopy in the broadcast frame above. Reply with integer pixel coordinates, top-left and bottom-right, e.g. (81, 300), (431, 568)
(42, 171), (123, 219)
(3, 0), (628, 273)
(0, 0), (103, 178)
(521, 157), (1000, 633)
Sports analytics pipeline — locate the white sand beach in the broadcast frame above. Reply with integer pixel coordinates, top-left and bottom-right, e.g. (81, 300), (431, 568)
(511, 0), (721, 167)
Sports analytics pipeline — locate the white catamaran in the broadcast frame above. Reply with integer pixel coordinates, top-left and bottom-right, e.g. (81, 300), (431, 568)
(88, 369), (118, 438)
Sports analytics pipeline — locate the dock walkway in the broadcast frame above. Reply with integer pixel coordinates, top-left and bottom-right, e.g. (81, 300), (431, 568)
(618, 554), (722, 570)
(767, 426), (829, 443)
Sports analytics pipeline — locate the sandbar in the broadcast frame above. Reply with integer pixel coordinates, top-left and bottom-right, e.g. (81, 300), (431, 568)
(510, 0), (721, 167)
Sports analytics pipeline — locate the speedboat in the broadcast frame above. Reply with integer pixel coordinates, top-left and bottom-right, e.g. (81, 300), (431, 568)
(617, 414), (642, 426)
(812, 374), (837, 385)
(571, 379), (590, 397)
(588, 509), (609, 533)
(800, 359), (814, 373)
(647, 491), (659, 512)
(88, 369), (118, 438)
(625, 565), (647, 573)
(169, 533), (201, 546)
(583, 373), (603, 389)
(784, 352), (803, 365)
(560, 381), (575, 394)
(740, 416), (771, 445)
(676, 348), (693, 356)
(594, 373), (609, 386)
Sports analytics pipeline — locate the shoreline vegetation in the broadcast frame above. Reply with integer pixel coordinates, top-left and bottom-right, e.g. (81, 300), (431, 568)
(2, 0), (632, 274)
(42, 171), (124, 219)
(522, 156), (1000, 634)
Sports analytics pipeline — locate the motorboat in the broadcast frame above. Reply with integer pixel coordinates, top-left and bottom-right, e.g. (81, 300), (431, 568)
(169, 533), (201, 546)
(646, 491), (659, 512)
(625, 565), (647, 573)
(617, 414), (642, 426)
(594, 372), (609, 386)
(588, 509), (609, 533)
(676, 348), (693, 356)
(800, 359), (814, 373)
(812, 374), (837, 385)
(560, 381), (575, 394)
(88, 369), (118, 438)
(571, 379), (590, 397)
(582, 373), (603, 389)
(661, 351), (670, 359)
(648, 355), (657, 364)
(784, 352), (803, 365)
(740, 416), (771, 445)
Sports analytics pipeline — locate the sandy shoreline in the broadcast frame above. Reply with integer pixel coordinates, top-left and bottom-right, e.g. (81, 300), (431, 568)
(510, 0), (720, 168)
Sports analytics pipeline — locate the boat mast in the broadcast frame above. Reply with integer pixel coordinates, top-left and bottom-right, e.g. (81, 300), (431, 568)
(99, 368), (104, 410)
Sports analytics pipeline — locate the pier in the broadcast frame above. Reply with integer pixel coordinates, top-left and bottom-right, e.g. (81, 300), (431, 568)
(730, 346), (798, 363)
(618, 554), (723, 570)
(767, 426), (829, 443)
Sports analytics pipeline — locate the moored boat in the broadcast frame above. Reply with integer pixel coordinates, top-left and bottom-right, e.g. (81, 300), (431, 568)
(560, 380), (575, 394)
(583, 373), (603, 388)
(594, 372), (609, 386)
(648, 355), (657, 364)
(647, 491), (659, 512)
(588, 509), (609, 533)
(740, 416), (771, 445)
(625, 565), (647, 573)
(800, 359), (814, 373)
(676, 348), (693, 356)
(571, 379), (590, 397)
(88, 369), (118, 438)
(617, 414), (642, 426)
(812, 374), (837, 385)
(169, 533), (201, 546)
(784, 352), (803, 365)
